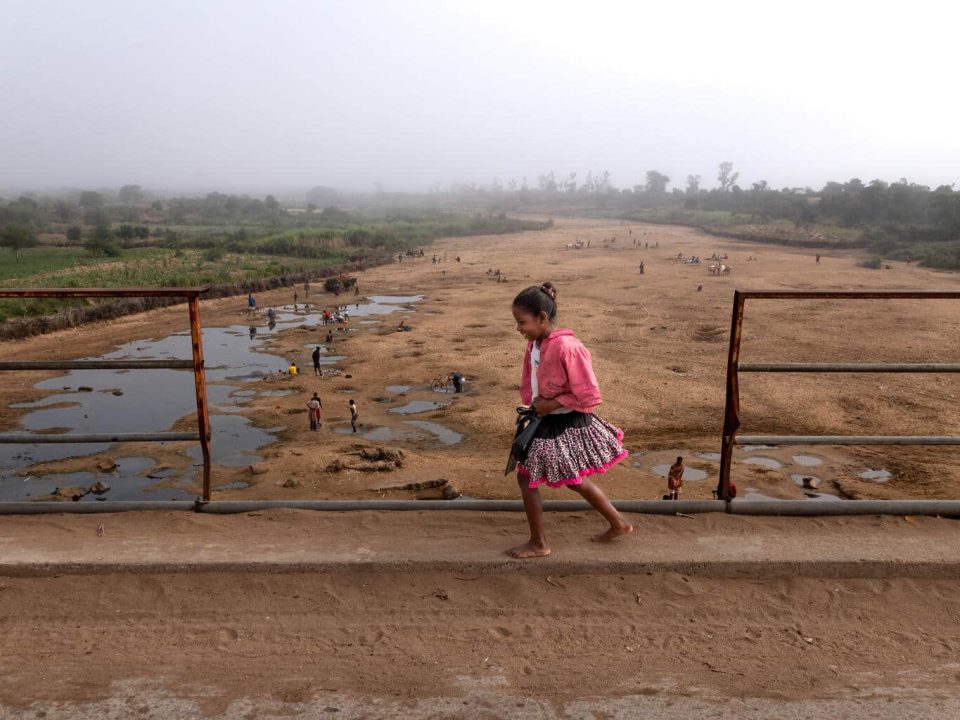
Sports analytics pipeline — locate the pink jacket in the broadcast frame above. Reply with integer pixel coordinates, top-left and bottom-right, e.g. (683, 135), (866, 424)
(519, 328), (602, 413)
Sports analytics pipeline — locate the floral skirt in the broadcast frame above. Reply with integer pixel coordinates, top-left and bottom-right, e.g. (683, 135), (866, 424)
(517, 411), (627, 489)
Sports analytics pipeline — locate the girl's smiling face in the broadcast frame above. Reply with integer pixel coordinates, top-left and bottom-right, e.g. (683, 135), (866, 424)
(512, 305), (552, 342)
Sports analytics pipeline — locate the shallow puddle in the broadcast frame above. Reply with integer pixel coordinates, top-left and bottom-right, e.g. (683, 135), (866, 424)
(333, 426), (415, 442)
(859, 468), (892, 482)
(186, 415), (283, 468)
(385, 385), (411, 394)
(745, 456), (782, 470)
(694, 451), (721, 461)
(740, 444), (777, 451)
(388, 400), (447, 415)
(792, 454), (823, 467)
(0, 326), (288, 472)
(403, 420), (463, 445)
(650, 464), (709, 481)
(2, 456), (195, 502)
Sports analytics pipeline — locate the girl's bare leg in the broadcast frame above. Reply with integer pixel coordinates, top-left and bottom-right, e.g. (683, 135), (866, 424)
(568, 479), (634, 542)
(507, 479), (551, 558)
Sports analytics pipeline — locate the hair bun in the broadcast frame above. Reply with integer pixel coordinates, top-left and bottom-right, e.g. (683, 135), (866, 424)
(540, 283), (557, 300)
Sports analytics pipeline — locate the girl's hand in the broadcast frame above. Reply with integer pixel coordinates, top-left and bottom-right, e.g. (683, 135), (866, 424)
(532, 397), (562, 417)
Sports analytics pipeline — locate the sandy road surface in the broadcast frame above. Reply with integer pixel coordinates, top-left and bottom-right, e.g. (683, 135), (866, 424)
(1, 510), (960, 718)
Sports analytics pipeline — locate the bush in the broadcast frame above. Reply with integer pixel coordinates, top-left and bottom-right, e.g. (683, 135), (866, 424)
(203, 245), (225, 262)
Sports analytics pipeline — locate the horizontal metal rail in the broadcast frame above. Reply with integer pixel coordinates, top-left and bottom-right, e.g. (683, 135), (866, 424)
(718, 288), (960, 501)
(0, 360), (195, 371)
(0, 432), (198, 444)
(740, 362), (960, 373)
(0, 286), (210, 299)
(737, 435), (960, 446)
(737, 290), (960, 300)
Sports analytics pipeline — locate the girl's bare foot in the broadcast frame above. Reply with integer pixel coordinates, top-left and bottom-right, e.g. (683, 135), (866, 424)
(591, 523), (634, 543)
(506, 542), (551, 559)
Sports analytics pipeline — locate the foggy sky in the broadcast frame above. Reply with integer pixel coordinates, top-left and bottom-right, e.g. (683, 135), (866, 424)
(2, 0), (958, 195)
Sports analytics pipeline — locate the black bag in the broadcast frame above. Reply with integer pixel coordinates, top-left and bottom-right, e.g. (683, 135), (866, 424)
(504, 406), (542, 476)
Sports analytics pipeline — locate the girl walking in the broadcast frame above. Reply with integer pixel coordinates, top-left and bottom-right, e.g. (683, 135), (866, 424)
(508, 282), (632, 558)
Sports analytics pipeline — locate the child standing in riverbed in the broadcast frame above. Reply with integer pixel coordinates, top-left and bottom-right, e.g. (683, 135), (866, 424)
(508, 282), (632, 559)
(306, 393), (322, 431)
(349, 399), (359, 433)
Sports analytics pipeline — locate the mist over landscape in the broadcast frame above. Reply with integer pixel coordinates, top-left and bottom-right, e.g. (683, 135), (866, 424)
(2, 0), (959, 195)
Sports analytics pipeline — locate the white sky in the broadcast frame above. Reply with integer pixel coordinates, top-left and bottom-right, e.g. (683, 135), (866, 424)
(2, 0), (958, 194)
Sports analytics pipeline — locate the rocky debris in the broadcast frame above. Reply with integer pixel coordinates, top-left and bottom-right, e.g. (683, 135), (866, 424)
(357, 447), (404, 463)
(328, 458), (399, 473)
(111, 390), (124, 396)
(95, 457), (117, 472)
(375, 478), (447, 492)
(53, 486), (87, 501)
(441, 484), (462, 500)
(800, 476), (821, 489)
(78, 386), (94, 392)
(282, 478), (300, 488)
(89, 481), (111, 495)
(248, 463), (269, 475)
(359, 461), (399, 472)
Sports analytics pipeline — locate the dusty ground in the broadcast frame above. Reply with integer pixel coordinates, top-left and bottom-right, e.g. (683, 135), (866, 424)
(1, 510), (959, 718)
(2, 217), (960, 501)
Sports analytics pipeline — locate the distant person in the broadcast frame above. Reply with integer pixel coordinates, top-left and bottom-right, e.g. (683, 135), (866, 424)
(816, 253), (821, 264)
(326, 329), (334, 344)
(354, 284), (360, 296)
(349, 399), (359, 433)
(306, 392), (322, 431)
(294, 291), (298, 304)
(312, 345), (322, 376)
(304, 281), (310, 296)
(451, 371), (464, 393)
(506, 282), (631, 559)
(697, 284), (703, 292)
(247, 293), (256, 313)
(288, 362), (299, 377)
(666, 457), (684, 500)
(266, 307), (276, 320)
(248, 325), (256, 340)
(639, 261), (645, 274)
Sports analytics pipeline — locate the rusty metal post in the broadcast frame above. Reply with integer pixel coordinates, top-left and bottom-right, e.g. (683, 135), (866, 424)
(717, 291), (745, 501)
(188, 296), (212, 502)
